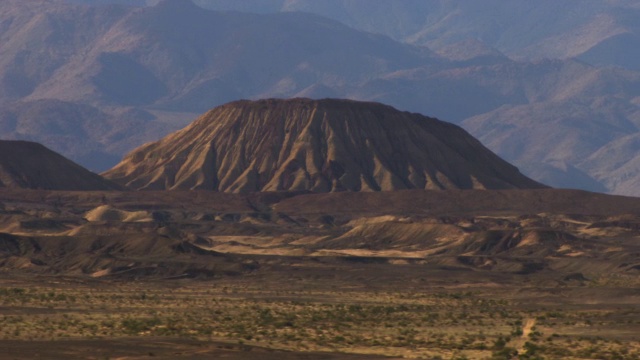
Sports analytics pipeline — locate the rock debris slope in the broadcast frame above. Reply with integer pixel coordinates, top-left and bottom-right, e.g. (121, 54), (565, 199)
(103, 98), (545, 192)
(0, 140), (121, 190)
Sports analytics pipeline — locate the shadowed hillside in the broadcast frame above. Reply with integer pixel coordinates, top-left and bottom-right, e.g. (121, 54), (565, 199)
(0, 140), (121, 190)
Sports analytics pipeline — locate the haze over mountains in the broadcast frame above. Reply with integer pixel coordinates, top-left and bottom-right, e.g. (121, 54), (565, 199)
(2, 0), (640, 195)
(200, 1), (640, 66)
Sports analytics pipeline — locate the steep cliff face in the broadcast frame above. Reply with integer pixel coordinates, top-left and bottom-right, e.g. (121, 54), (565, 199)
(0, 140), (121, 190)
(103, 98), (545, 192)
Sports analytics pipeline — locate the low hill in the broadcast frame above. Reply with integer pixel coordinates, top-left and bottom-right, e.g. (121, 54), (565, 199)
(0, 140), (121, 190)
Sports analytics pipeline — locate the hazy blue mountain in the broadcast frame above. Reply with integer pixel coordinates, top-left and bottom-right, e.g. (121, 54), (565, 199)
(192, 0), (640, 70)
(66, 0), (154, 5)
(3, 0), (640, 195)
(68, 0), (640, 69)
(29, 0), (436, 111)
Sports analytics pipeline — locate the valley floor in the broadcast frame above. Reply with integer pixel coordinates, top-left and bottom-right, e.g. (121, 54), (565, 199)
(1, 262), (640, 360)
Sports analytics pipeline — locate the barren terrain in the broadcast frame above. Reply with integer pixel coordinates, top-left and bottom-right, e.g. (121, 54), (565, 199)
(0, 188), (639, 359)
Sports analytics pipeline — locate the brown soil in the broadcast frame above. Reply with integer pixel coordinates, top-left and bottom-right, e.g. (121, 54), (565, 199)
(0, 338), (393, 359)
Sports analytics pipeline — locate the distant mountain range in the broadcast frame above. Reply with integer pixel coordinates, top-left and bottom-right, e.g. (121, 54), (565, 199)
(2, 0), (640, 195)
(67, 0), (640, 70)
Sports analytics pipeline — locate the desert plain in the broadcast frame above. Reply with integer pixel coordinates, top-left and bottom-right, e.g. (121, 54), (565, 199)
(0, 188), (639, 359)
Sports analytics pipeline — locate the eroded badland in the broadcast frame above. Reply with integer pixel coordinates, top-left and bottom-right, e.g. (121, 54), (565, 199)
(1, 189), (640, 359)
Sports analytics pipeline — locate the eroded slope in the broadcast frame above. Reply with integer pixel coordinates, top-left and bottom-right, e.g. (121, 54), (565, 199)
(104, 99), (544, 192)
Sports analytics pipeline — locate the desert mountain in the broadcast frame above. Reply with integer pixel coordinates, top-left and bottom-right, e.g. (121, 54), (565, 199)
(2, 0), (640, 194)
(0, 140), (121, 190)
(103, 98), (544, 192)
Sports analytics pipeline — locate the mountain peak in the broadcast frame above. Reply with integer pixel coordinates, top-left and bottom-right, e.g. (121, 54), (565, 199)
(103, 98), (545, 193)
